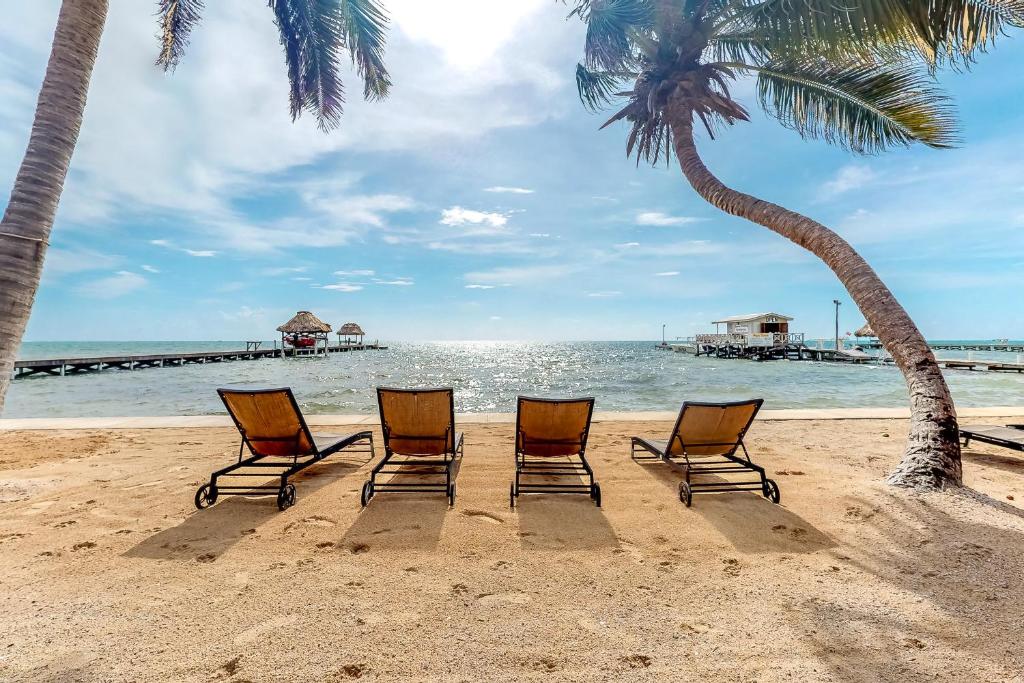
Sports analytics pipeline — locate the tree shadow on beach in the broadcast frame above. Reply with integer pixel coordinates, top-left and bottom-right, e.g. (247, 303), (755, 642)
(962, 446), (1024, 476)
(123, 459), (363, 561)
(799, 487), (1024, 680)
(632, 459), (834, 553)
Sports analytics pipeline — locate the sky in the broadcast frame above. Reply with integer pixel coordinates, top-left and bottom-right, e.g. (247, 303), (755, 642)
(1, 1), (1023, 343)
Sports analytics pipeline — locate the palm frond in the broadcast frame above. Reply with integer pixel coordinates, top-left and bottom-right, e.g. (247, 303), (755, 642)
(572, 0), (655, 70)
(742, 58), (958, 153)
(705, 30), (773, 63)
(155, 0), (204, 71)
(716, 0), (917, 55)
(339, 0), (391, 101)
(269, 0), (345, 131)
(904, 0), (1024, 64)
(576, 63), (628, 111)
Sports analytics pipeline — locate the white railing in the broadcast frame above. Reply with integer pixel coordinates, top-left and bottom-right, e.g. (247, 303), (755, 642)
(694, 332), (804, 347)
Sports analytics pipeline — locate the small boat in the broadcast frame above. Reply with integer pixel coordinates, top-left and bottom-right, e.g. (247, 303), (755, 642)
(284, 335), (316, 348)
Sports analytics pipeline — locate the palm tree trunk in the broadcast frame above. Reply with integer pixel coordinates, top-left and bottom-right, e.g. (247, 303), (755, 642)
(0, 0), (108, 414)
(671, 116), (961, 490)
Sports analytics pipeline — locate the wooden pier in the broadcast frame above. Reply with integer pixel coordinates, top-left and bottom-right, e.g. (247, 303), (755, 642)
(13, 343), (387, 379)
(861, 341), (1024, 353)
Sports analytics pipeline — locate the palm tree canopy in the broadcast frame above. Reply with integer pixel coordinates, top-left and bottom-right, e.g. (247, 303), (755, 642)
(156, 0), (391, 131)
(566, 0), (1023, 161)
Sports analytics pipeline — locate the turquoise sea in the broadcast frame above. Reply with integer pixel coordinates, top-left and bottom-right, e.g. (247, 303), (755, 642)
(5, 340), (1024, 418)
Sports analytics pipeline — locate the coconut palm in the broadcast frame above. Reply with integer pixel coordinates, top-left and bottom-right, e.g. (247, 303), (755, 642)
(565, 0), (1023, 490)
(0, 0), (391, 414)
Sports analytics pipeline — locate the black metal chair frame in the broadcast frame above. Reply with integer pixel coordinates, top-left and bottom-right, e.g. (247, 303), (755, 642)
(362, 387), (463, 507)
(961, 427), (1024, 452)
(511, 396), (600, 507)
(630, 399), (779, 506)
(195, 388), (374, 511)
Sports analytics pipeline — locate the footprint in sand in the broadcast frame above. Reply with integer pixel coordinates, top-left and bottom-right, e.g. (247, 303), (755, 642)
(53, 520), (77, 528)
(461, 509), (505, 524)
(477, 592), (531, 606)
(621, 654), (652, 669)
(234, 615), (297, 645)
(302, 515), (336, 528)
(348, 542), (370, 554)
(72, 541), (97, 551)
(614, 541), (645, 564)
(315, 541), (335, 550)
(197, 553), (217, 563)
(722, 558), (741, 577)
(334, 664), (367, 679)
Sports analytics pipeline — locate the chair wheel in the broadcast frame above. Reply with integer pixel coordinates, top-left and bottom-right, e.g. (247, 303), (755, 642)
(194, 484), (217, 510)
(591, 482), (602, 508)
(678, 481), (692, 507)
(360, 480), (374, 508)
(764, 478), (780, 504)
(277, 484), (296, 511)
(448, 483), (456, 507)
(509, 482), (516, 508)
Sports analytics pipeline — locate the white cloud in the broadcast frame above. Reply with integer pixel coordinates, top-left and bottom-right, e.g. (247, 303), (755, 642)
(376, 278), (415, 286)
(262, 266), (307, 276)
(484, 186), (534, 194)
(465, 264), (581, 285)
(587, 290), (622, 298)
(76, 271), (147, 299)
(141, 264), (160, 273)
(820, 165), (877, 198)
(151, 239), (217, 257)
(321, 283), (363, 292)
(465, 284), (495, 289)
(636, 212), (702, 227)
(489, 315), (503, 320)
(529, 233), (550, 238)
(335, 269), (376, 277)
(615, 242), (640, 249)
(654, 271), (680, 276)
(308, 193), (415, 227)
(42, 247), (121, 280)
(440, 206), (509, 230)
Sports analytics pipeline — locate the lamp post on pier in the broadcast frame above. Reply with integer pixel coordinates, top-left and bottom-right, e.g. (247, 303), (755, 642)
(833, 299), (841, 351)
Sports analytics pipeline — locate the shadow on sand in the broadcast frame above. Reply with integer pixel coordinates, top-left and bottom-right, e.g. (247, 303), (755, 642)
(633, 458), (834, 553)
(124, 459), (362, 561)
(963, 447), (1024, 476)
(514, 493), (620, 550)
(337, 456), (464, 552)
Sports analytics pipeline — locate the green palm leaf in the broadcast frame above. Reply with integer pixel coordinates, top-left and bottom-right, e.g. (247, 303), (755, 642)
(743, 58), (958, 152)
(339, 0), (392, 101)
(155, 0), (204, 71)
(576, 63), (629, 111)
(904, 0), (1024, 63)
(568, 0), (654, 70)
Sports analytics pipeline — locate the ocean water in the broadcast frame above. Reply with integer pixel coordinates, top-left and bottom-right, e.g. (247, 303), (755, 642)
(5, 340), (1024, 418)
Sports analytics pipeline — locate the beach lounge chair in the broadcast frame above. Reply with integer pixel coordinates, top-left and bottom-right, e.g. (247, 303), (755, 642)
(961, 425), (1024, 453)
(195, 388), (374, 511)
(510, 396), (600, 507)
(362, 387), (463, 507)
(631, 399), (779, 506)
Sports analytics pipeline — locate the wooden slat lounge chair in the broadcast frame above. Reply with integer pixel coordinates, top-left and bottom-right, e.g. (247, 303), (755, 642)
(362, 387), (464, 507)
(510, 396), (600, 507)
(195, 388), (374, 511)
(631, 399), (779, 506)
(961, 425), (1024, 453)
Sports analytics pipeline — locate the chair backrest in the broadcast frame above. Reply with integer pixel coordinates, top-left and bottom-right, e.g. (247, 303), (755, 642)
(377, 387), (456, 456)
(218, 388), (315, 457)
(516, 396), (595, 457)
(667, 399), (763, 457)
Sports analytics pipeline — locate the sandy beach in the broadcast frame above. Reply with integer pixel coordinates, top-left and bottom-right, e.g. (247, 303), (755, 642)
(1, 416), (1023, 682)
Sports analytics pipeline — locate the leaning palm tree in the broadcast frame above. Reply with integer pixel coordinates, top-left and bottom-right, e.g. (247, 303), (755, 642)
(0, 0), (391, 414)
(565, 0), (1023, 490)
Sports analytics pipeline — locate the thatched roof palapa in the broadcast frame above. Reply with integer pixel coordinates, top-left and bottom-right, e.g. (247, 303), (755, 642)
(338, 322), (365, 336)
(855, 323), (875, 337)
(277, 311), (332, 334)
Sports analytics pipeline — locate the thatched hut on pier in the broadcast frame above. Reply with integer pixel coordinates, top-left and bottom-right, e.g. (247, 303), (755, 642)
(854, 323), (876, 338)
(277, 311), (332, 355)
(337, 322), (365, 345)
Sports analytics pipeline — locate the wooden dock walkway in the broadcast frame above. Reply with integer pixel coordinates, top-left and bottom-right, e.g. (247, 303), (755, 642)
(13, 344), (387, 379)
(861, 341), (1024, 353)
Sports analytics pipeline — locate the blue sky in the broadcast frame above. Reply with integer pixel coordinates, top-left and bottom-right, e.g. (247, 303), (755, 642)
(2, 1), (1023, 343)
